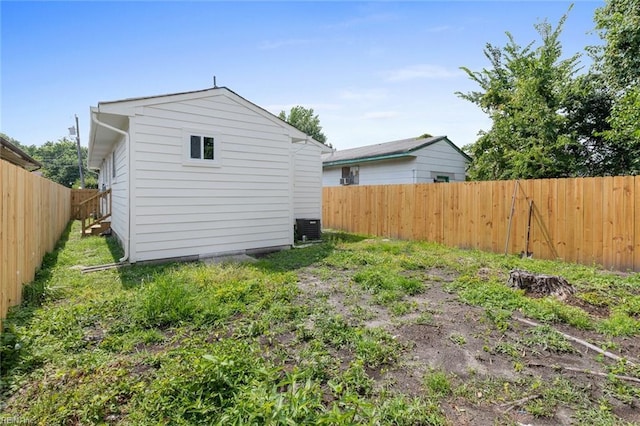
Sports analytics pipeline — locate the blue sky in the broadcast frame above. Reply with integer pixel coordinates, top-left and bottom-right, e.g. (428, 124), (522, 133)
(1, 1), (603, 151)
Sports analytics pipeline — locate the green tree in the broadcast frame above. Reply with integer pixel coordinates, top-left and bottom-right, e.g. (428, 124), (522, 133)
(27, 138), (93, 188)
(1, 134), (96, 188)
(592, 0), (640, 175)
(278, 106), (330, 147)
(562, 73), (614, 176)
(593, 0), (640, 92)
(601, 87), (640, 174)
(0, 132), (23, 147)
(458, 11), (582, 180)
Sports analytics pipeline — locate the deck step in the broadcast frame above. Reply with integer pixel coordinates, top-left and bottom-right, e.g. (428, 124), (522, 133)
(83, 221), (111, 237)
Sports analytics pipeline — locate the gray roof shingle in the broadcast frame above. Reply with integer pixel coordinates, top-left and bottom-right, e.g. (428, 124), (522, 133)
(322, 135), (469, 166)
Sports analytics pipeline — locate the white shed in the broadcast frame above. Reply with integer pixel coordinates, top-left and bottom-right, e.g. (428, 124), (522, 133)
(88, 87), (331, 263)
(322, 136), (470, 186)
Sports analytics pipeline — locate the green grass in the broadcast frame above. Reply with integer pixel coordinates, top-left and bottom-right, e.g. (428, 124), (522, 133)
(423, 369), (452, 399)
(1, 221), (638, 424)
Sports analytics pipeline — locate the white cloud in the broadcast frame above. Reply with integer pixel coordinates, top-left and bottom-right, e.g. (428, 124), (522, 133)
(264, 103), (343, 116)
(425, 25), (455, 33)
(338, 88), (388, 102)
(383, 64), (463, 82)
(361, 111), (400, 120)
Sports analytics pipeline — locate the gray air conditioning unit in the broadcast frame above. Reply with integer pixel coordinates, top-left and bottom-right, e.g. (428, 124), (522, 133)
(340, 177), (353, 185)
(295, 218), (321, 241)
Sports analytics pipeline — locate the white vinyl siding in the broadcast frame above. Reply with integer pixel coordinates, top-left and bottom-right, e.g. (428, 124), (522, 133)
(111, 137), (128, 244)
(130, 94), (293, 261)
(293, 142), (323, 220)
(413, 140), (467, 182)
(322, 140), (468, 186)
(323, 158), (416, 186)
(356, 158), (417, 185)
(322, 167), (343, 187)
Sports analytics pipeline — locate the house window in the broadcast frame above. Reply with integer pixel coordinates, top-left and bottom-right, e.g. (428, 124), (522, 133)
(190, 135), (215, 160)
(340, 165), (359, 185)
(431, 171), (453, 183)
(112, 151), (116, 179)
(184, 129), (221, 166)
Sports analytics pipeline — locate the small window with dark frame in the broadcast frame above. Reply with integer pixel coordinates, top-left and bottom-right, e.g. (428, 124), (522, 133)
(190, 136), (201, 159)
(203, 137), (214, 160)
(112, 152), (116, 179)
(190, 135), (215, 160)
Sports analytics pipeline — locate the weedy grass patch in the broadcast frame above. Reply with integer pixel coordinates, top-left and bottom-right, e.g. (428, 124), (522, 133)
(1, 222), (638, 424)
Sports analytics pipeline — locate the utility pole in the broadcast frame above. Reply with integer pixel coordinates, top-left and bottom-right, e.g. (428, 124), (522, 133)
(74, 114), (85, 189)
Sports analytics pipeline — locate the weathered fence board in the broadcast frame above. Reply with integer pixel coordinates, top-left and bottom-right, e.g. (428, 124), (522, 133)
(323, 176), (640, 272)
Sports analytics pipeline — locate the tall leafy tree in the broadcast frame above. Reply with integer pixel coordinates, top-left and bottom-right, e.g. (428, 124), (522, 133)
(458, 12), (582, 180)
(562, 73), (614, 176)
(592, 0), (640, 175)
(593, 0), (640, 92)
(278, 106), (330, 147)
(25, 138), (94, 188)
(601, 87), (640, 174)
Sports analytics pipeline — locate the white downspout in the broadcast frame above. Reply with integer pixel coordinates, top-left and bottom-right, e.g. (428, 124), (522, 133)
(91, 112), (130, 263)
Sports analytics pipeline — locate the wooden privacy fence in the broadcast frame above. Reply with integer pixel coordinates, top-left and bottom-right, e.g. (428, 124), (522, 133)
(323, 176), (640, 272)
(1, 161), (71, 325)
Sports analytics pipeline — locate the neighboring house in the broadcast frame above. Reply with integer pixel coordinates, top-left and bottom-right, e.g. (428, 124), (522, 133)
(88, 86), (331, 263)
(322, 135), (470, 186)
(0, 136), (42, 171)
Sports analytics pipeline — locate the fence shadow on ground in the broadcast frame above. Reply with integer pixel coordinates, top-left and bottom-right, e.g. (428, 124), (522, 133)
(0, 221), (74, 378)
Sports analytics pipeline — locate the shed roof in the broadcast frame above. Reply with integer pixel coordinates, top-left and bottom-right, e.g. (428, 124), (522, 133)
(0, 136), (42, 171)
(322, 135), (470, 167)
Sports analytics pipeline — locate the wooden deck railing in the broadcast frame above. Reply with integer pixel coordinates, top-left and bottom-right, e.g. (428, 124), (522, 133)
(79, 188), (112, 236)
(71, 188), (99, 219)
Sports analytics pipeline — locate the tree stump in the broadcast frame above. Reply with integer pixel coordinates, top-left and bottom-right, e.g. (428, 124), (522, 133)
(507, 269), (575, 300)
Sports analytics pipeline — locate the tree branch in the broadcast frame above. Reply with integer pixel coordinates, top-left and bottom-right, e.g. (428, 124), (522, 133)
(513, 316), (637, 366)
(527, 362), (640, 384)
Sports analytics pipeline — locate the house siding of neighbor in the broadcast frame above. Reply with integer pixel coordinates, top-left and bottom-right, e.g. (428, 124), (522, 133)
(88, 87), (330, 263)
(322, 136), (470, 187)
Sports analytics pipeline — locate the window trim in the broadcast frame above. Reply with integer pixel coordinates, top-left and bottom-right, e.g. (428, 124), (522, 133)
(430, 171), (453, 183)
(182, 128), (221, 167)
(111, 151), (116, 180)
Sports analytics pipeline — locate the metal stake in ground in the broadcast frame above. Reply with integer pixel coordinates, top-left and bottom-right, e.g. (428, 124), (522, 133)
(523, 199), (533, 258)
(504, 180), (519, 255)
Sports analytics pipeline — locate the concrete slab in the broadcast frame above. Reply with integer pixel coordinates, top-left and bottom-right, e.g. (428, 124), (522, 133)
(202, 253), (258, 265)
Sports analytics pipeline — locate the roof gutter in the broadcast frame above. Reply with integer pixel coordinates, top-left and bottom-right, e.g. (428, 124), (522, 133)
(91, 111), (130, 263)
(323, 152), (414, 167)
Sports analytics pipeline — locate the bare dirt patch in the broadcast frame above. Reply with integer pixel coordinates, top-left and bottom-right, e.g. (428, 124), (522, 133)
(293, 264), (640, 425)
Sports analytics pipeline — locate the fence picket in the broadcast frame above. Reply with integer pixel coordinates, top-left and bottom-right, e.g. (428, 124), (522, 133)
(0, 161), (71, 326)
(323, 176), (640, 272)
